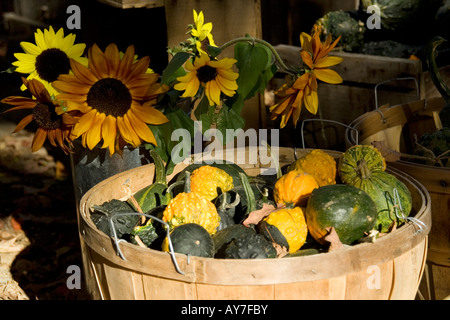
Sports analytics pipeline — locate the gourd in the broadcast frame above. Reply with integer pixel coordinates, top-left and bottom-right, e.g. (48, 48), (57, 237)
(189, 165), (234, 201)
(273, 170), (319, 207)
(162, 191), (220, 234)
(91, 199), (139, 239)
(161, 223), (214, 258)
(305, 184), (378, 245)
(338, 145), (386, 185)
(224, 233), (277, 259)
(212, 224), (256, 257)
(339, 158), (412, 232)
(289, 149), (337, 186)
(131, 219), (159, 247)
(215, 192), (239, 231)
(258, 206), (308, 253)
(176, 162), (247, 190)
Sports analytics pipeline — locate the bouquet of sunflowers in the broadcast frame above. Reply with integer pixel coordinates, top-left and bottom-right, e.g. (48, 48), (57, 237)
(1, 10), (343, 173)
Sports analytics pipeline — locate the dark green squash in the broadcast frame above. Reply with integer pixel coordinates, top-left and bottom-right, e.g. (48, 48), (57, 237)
(339, 152), (413, 233)
(91, 199), (139, 239)
(305, 184), (378, 245)
(212, 224), (256, 258)
(225, 233), (277, 259)
(162, 223), (214, 258)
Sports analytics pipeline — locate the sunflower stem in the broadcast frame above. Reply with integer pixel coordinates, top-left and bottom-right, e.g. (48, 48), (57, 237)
(220, 37), (298, 76)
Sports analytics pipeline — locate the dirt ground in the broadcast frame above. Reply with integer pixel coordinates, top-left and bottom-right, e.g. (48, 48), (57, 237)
(0, 119), (90, 300)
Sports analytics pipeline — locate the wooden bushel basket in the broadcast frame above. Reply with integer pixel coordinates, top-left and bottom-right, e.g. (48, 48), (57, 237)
(346, 97), (449, 300)
(78, 147), (430, 300)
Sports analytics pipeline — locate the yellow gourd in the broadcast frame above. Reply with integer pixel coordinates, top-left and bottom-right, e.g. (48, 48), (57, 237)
(259, 207), (308, 253)
(190, 165), (234, 201)
(289, 149), (337, 187)
(162, 191), (220, 234)
(273, 169), (319, 207)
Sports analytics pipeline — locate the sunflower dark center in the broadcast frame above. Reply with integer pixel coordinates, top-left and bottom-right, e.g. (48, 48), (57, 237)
(35, 48), (71, 82)
(33, 102), (61, 130)
(87, 78), (132, 117)
(197, 65), (217, 83)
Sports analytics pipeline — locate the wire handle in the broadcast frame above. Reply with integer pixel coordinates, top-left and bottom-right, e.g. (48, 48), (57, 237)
(384, 188), (427, 234)
(299, 119), (359, 155)
(374, 77), (420, 109)
(107, 211), (187, 275)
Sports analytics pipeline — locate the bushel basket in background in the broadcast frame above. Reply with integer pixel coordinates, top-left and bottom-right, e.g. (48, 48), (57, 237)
(346, 97), (449, 300)
(78, 147), (430, 300)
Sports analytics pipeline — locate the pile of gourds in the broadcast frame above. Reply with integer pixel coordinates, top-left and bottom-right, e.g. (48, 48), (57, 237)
(90, 145), (413, 259)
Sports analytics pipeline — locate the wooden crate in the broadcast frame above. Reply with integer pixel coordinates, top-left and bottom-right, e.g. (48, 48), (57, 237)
(268, 46), (425, 150)
(96, 0), (164, 9)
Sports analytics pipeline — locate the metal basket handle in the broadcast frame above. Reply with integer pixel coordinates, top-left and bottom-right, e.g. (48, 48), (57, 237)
(298, 119), (359, 157)
(107, 211), (187, 275)
(374, 77), (420, 109)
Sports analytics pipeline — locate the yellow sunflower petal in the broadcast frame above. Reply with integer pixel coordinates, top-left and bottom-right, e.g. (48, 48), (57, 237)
(89, 44), (109, 79)
(300, 51), (313, 70)
(314, 56), (343, 68)
(117, 45), (135, 81)
(104, 43), (120, 78)
(86, 112), (105, 150)
(131, 102), (168, 125)
(13, 114), (34, 133)
(205, 80), (221, 106)
(31, 128), (47, 152)
(304, 90), (318, 114)
(117, 115), (140, 147)
(127, 110), (157, 145)
(72, 109), (97, 137)
(20, 41), (41, 55)
(69, 58), (98, 85)
(101, 115), (117, 155)
(314, 68), (343, 84)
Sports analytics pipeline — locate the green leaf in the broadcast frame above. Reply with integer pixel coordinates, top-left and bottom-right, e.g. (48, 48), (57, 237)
(207, 45), (222, 58)
(215, 107), (245, 144)
(234, 42), (271, 100)
(161, 52), (190, 85)
(1, 66), (17, 74)
(146, 107), (194, 174)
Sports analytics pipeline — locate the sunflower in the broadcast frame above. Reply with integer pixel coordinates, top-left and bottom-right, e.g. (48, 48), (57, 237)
(12, 26), (87, 97)
(269, 25), (343, 128)
(191, 10), (217, 54)
(52, 43), (169, 155)
(300, 25), (343, 85)
(269, 72), (317, 128)
(174, 53), (238, 106)
(1, 78), (77, 154)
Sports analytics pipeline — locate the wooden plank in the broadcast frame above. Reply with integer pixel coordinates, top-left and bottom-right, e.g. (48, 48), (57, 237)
(96, 0), (164, 9)
(275, 45), (424, 88)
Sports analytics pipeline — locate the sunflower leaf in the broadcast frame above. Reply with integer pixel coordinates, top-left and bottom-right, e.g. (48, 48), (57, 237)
(234, 42), (272, 100)
(146, 107), (194, 174)
(161, 52), (190, 85)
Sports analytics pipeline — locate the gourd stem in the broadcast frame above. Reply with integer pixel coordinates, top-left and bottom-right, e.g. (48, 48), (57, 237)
(357, 159), (372, 180)
(239, 172), (256, 214)
(184, 171), (191, 193)
(150, 150), (167, 185)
